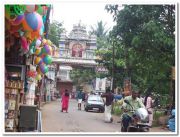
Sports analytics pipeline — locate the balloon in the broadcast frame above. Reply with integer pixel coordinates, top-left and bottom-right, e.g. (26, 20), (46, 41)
(36, 39), (41, 47)
(42, 39), (47, 44)
(37, 66), (42, 74)
(42, 44), (52, 55)
(5, 6), (17, 21)
(36, 74), (42, 80)
(20, 36), (29, 51)
(5, 5), (26, 21)
(31, 31), (40, 40)
(13, 5), (26, 15)
(30, 40), (36, 48)
(36, 6), (43, 15)
(43, 55), (52, 65)
(35, 48), (42, 55)
(47, 40), (52, 45)
(39, 63), (48, 74)
(26, 5), (36, 12)
(11, 14), (24, 26)
(22, 12), (43, 31)
(30, 48), (34, 54)
(39, 24), (44, 36)
(34, 57), (42, 65)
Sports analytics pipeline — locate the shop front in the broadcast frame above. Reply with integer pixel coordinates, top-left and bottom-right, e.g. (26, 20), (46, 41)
(4, 5), (54, 132)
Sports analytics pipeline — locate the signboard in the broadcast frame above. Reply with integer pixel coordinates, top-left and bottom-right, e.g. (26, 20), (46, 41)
(95, 78), (106, 92)
(123, 77), (131, 96)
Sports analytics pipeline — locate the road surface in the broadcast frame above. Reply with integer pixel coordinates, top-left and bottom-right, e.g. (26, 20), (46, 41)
(41, 99), (171, 133)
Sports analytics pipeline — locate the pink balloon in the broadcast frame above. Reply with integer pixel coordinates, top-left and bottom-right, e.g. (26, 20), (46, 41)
(20, 36), (29, 51)
(11, 14), (24, 26)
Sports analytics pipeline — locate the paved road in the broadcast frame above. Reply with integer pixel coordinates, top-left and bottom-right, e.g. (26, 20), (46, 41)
(42, 99), (120, 132)
(41, 99), (170, 133)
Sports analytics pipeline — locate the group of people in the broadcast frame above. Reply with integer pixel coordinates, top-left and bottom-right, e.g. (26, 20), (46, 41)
(60, 89), (87, 112)
(100, 87), (154, 130)
(60, 88), (154, 130)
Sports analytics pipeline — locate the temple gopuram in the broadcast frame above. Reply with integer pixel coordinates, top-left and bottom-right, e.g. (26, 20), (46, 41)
(52, 23), (98, 94)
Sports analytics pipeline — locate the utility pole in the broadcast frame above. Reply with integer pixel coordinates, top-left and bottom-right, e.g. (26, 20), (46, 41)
(111, 39), (115, 93)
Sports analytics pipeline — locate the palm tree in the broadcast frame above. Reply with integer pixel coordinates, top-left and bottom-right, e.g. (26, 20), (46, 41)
(89, 21), (110, 38)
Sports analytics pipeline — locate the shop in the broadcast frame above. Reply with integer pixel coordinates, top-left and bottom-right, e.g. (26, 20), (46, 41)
(5, 5), (54, 132)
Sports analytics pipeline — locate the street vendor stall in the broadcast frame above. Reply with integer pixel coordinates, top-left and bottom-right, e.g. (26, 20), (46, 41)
(5, 4), (53, 132)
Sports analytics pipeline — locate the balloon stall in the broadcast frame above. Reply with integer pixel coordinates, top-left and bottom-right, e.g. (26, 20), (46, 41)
(5, 5), (54, 129)
(5, 5), (54, 81)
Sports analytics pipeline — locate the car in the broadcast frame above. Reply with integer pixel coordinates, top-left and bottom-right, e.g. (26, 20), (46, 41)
(84, 95), (105, 113)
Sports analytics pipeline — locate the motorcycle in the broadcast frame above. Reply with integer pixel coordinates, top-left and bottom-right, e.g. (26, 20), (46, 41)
(121, 100), (150, 132)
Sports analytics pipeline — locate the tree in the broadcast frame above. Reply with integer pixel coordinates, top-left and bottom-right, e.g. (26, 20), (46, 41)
(89, 21), (110, 38)
(70, 68), (96, 88)
(105, 5), (175, 94)
(48, 20), (65, 47)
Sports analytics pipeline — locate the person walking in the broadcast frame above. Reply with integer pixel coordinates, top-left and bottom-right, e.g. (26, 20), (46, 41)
(61, 89), (70, 113)
(77, 89), (83, 110)
(101, 87), (114, 123)
(144, 92), (154, 127)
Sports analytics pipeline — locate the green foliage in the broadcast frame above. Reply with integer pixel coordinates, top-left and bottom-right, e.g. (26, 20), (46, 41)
(89, 21), (110, 39)
(48, 20), (65, 47)
(105, 5), (175, 95)
(70, 68), (96, 86)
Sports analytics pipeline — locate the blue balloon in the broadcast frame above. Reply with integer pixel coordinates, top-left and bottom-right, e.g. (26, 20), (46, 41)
(25, 12), (39, 30)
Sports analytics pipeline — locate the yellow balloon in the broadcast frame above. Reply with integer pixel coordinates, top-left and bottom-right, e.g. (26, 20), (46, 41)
(34, 57), (42, 65)
(37, 67), (42, 75)
(47, 40), (52, 45)
(35, 48), (41, 55)
(36, 74), (42, 80)
(42, 39), (47, 44)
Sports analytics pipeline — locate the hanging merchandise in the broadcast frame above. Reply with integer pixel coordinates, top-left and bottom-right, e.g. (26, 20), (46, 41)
(22, 12), (43, 32)
(43, 55), (52, 65)
(5, 4), (53, 132)
(10, 14), (24, 26)
(34, 56), (43, 65)
(42, 44), (52, 55)
(26, 5), (37, 13)
(5, 5), (26, 21)
(39, 63), (49, 74)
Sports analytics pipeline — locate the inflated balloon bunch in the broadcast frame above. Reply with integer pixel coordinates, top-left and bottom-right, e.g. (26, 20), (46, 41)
(5, 5), (49, 55)
(33, 38), (53, 80)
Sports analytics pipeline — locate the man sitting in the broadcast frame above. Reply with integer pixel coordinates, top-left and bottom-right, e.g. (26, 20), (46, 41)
(121, 90), (145, 132)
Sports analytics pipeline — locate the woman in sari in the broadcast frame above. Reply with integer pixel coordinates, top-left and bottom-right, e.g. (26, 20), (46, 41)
(61, 89), (69, 113)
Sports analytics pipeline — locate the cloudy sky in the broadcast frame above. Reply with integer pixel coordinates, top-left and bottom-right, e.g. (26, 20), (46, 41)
(50, 2), (116, 34)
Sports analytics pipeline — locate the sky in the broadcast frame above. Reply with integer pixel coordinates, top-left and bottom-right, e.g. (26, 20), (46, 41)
(50, 2), (116, 34)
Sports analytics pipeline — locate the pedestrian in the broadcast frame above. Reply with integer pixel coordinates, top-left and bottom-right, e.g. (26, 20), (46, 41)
(77, 89), (83, 110)
(144, 92), (153, 127)
(101, 87), (114, 123)
(61, 89), (69, 113)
